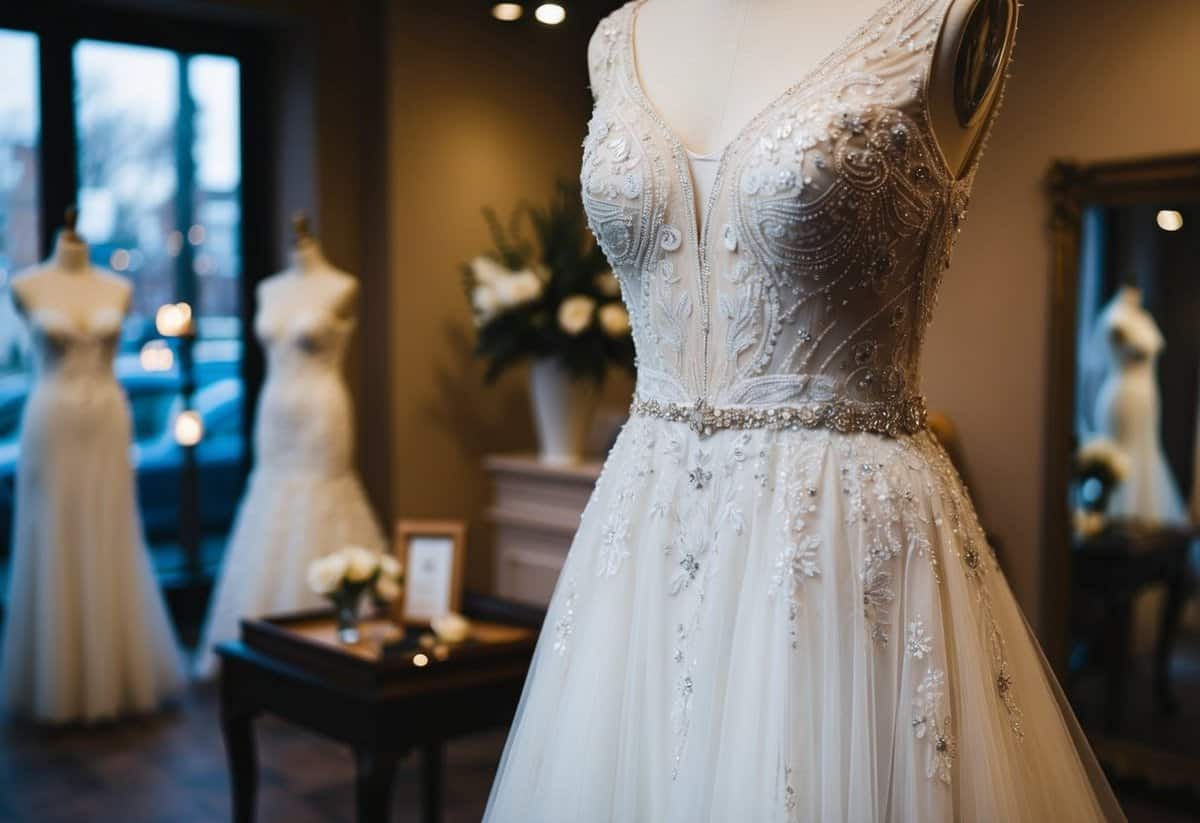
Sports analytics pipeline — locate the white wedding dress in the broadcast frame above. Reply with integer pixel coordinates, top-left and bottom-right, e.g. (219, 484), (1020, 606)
(486, 2), (1124, 820)
(1, 308), (185, 723)
(196, 286), (385, 674)
(1093, 292), (1187, 525)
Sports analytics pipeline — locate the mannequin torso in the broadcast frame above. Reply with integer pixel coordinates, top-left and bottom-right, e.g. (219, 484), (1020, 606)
(10, 233), (132, 323)
(256, 238), (359, 325)
(630, 0), (1016, 178)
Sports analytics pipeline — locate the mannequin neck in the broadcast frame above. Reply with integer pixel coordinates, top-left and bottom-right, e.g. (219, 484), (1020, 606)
(1118, 286), (1142, 307)
(51, 232), (89, 273)
(290, 238), (328, 275)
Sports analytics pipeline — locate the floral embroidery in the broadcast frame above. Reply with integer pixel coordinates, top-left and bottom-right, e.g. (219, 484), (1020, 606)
(906, 616), (932, 660)
(596, 510), (630, 577)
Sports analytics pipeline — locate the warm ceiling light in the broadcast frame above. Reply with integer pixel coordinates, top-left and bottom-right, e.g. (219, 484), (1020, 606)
(534, 3), (566, 25)
(1156, 209), (1183, 231)
(491, 3), (523, 21)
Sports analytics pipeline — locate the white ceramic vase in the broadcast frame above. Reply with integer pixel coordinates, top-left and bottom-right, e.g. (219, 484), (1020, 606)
(529, 357), (598, 465)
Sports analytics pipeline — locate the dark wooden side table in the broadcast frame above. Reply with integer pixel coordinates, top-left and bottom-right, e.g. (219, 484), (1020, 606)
(216, 595), (541, 823)
(1071, 523), (1195, 732)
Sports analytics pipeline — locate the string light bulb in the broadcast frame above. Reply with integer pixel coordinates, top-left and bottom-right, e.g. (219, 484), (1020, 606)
(1156, 209), (1183, 232)
(534, 3), (566, 25)
(491, 2), (523, 20)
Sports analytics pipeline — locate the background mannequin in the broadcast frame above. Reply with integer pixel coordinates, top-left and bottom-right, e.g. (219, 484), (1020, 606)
(197, 214), (385, 674)
(2, 210), (184, 723)
(631, 0), (1016, 178)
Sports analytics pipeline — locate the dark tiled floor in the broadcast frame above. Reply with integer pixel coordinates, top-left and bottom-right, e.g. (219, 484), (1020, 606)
(0, 683), (1195, 822)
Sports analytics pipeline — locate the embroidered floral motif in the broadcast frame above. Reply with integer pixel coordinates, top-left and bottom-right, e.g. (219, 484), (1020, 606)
(552, 582), (577, 656)
(596, 510), (630, 577)
(906, 616), (932, 660)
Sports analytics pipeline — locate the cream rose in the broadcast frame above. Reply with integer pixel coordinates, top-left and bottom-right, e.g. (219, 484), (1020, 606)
(343, 546), (380, 583)
(379, 553), (402, 580)
(307, 552), (349, 596)
(598, 302), (630, 337)
(469, 255), (510, 286)
(472, 284), (502, 325)
(558, 295), (596, 335)
(375, 575), (401, 602)
(431, 612), (471, 644)
(494, 269), (543, 307)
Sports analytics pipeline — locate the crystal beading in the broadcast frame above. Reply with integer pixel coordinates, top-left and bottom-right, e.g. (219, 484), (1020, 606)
(631, 394), (927, 438)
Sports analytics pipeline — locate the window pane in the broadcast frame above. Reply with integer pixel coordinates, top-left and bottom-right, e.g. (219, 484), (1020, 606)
(74, 41), (245, 581)
(0, 29), (40, 569)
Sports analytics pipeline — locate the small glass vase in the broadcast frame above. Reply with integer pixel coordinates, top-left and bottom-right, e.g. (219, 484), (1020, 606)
(334, 592), (364, 644)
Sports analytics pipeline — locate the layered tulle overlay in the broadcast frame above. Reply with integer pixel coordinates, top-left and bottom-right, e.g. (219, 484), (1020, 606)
(486, 416), (1123, 821)
(1, 310), (185, 723)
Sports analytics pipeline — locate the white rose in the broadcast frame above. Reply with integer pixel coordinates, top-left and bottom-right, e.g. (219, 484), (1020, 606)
(344, 546), (380, 583)
(494, 269), (543, 308)
(598, 302), (630, 337)
(430, 612), (471, 643)
(594, 270), (621, 297)
(307, 552), (348, 596)
(557, 295), (596, 335)
(379, 553), (402, 579)
(469, 255), (511, 286)
(472, 284), (502, 325)
(375, 575), (401, 602)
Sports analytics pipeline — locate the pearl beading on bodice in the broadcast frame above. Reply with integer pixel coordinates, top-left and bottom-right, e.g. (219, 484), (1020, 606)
(582, 0), (1009, 437)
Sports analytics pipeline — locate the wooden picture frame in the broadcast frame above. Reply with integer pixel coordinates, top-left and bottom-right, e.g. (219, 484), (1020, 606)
(394, 519), (467, 624)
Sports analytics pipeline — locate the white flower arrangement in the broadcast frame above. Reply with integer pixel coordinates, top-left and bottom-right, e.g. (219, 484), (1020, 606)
(463, 182), (635, 384)
(307, 545), (404, 606)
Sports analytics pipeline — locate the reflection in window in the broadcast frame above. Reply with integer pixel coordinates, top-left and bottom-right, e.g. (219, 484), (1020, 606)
(0, 29), (40, 567)
(74, 41), (245, 578)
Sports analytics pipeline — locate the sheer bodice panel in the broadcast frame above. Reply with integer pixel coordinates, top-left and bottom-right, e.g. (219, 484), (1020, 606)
(583, 0), (986, 435)
(253, 308), (356, 475)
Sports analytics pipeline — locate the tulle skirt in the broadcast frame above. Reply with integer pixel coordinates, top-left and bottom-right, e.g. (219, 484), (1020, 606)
(1, 380), (185, 724)
(485, 416), (1124, 821)
(195, 467), (385, 675)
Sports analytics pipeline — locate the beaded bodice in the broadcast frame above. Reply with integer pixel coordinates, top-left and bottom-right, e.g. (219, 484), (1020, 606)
(583, 0), (1008, 436)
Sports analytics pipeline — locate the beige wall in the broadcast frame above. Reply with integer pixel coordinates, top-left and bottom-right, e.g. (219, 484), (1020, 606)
(380, 3), (630, 589)
(922, 0), (1200, 628)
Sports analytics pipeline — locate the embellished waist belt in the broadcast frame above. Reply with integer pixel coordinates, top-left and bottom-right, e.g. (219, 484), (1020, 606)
(630, 395), (928, 438)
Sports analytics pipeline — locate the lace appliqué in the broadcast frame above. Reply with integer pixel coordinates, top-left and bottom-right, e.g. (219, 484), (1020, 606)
(913, 667), (955, 784)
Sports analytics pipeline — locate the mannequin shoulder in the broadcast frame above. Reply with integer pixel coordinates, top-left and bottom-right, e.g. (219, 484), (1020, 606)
(927, 0), (1019, 177)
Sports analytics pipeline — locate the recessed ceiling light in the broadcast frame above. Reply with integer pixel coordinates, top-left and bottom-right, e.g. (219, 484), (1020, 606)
(491, 3), (523, 21)
(534, 3), (566, 25)
(1156, 209), (1183, 231)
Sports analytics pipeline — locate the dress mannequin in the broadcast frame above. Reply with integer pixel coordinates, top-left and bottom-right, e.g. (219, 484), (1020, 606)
(2, 212), (184, 723)
(196, 214), (385, 674)
(631, 0), (1016, 179)
(10, 214), (131, 320)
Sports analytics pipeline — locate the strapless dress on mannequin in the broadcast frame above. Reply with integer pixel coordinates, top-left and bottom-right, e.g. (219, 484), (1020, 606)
(486, 2), (1122, 821)
(196, 272), (385, 675)
(1, 305), (185, 723)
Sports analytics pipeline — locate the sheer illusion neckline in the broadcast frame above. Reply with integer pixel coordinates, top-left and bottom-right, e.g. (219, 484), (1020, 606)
(623, 0), (898, 249)
(624, 0), (896, 164)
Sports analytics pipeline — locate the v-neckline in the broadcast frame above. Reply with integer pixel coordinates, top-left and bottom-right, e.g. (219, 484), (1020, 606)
(625, 0), (895, 164)
(622, 0), (897, 251)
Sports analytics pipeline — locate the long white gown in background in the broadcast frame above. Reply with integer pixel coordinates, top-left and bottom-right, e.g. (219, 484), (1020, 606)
(485, 2), (1123, 820)
(1, 299), (185, 723)
(1094, 288), (1187, 525)
(197, 246), (385, 674)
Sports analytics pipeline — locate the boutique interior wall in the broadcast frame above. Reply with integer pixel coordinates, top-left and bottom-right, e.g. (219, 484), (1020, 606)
(921, 0), (1200, 631)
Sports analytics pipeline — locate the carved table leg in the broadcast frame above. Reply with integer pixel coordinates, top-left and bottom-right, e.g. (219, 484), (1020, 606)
(355, 748), (398, 823)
